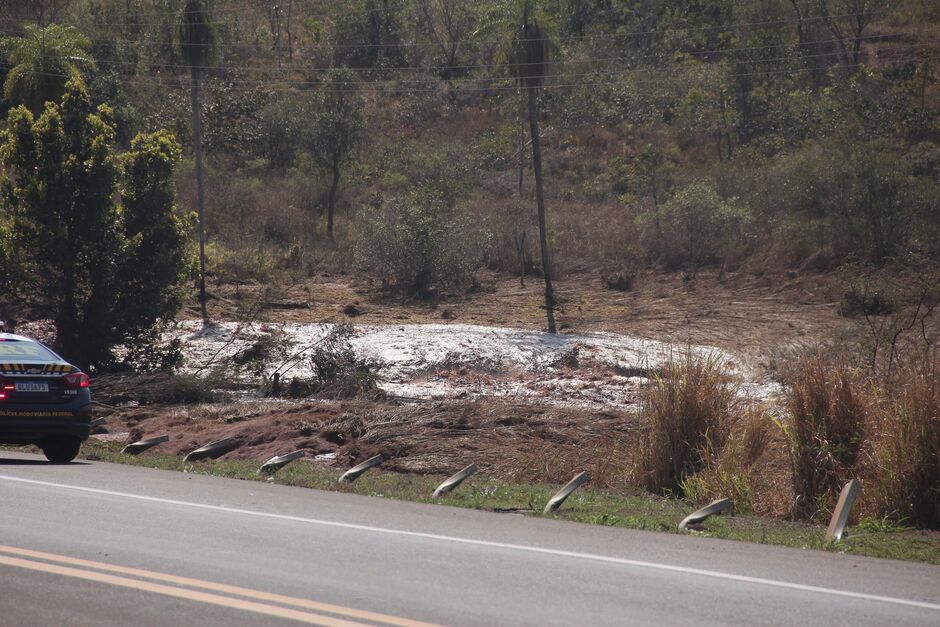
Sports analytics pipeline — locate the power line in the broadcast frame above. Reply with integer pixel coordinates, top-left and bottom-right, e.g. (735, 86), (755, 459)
(10, 52), (934, 96)
(1, 8), (898, 50)
(0, 27), (922, 76)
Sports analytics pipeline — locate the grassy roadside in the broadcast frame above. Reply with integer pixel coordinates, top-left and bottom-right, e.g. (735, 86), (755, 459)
(56, 439), (940, 566)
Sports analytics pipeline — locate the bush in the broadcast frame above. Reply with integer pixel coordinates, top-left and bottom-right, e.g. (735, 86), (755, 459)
(645, 180), (750, 275)
(355, 190), (490, 296)
(300, 324), (381, 399)
(632, 352), (739, 495)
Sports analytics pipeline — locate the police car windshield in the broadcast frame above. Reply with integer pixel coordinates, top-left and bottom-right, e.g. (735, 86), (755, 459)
(0, 340), (60, 362)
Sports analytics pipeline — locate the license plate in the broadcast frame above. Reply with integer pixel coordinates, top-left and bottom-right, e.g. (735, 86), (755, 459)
(15, 382), (49, 393)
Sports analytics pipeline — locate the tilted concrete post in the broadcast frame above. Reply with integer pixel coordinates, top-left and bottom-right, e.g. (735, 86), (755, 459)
(433, 464), (478, 498)
(825, 480), (860, 542)
(543, 471), (589, 514)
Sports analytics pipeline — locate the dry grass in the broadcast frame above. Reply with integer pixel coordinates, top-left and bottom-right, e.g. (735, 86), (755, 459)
(863, 361), (940, 528)
(783, 355), (870, 521)
(782, 352), (940, 528)
(681, 407), (773, 514)
(631, 352), (739, 495)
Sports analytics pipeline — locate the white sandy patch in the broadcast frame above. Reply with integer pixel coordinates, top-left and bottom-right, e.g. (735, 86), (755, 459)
(167, 321), (777, 410)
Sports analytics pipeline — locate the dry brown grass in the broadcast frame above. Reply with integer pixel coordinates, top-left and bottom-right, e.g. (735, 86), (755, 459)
(784, 355), (871, 520)
(782, 352), (940, 528)
(631, 352), (739, 495)
(862, 361), (940, 528)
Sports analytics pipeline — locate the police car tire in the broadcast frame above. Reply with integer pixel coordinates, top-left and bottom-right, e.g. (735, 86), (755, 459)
(42, 439), (81, 464)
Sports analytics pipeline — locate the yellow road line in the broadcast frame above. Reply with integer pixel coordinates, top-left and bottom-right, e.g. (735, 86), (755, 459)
(0, 553), (367, 627)
(0, 545), (438, 627)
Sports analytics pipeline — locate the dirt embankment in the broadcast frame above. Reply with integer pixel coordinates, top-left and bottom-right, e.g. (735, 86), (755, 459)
(92, 391), (638, 484)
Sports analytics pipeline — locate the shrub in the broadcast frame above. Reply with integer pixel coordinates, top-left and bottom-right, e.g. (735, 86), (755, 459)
(355, 190), (490, 296)
(303, 324), (381, 399)
(632, 352), (739, 495)
(644, 180), (750, 276)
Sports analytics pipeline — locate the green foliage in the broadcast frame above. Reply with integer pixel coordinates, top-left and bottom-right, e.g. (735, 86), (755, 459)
(2, 24), (94, 114)
(0, 80), (188, 369)
(330, 0), (406, 70)
(304, 68), (364, 174)
(177, 0), (217, 71)
(355, 190), (490, 295)
(646, 180), (751, 274)
(308, 323), (381, 398)
(477, 0), (560, 88)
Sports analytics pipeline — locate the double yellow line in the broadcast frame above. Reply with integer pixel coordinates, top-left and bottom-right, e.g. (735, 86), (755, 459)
(0, 545), (437, 627)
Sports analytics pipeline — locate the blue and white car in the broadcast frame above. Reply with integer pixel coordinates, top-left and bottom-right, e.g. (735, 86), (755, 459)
(0, 333), (93, 462)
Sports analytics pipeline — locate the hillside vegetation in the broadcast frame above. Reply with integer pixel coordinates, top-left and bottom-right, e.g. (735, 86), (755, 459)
(0, 2), (938, 533)
(1, 0), (937, 304)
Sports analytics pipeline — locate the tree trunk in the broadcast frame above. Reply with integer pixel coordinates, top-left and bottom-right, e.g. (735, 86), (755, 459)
(191, 66), (208, 323)
(527, 87), (556, 334)
(327, 160), (340, 241)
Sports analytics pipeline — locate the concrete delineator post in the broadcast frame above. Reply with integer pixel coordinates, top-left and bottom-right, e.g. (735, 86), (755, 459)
(678, 498), (732, 531)
(340, 454), (384, 483)
(825, 479), (860, 542)
(183, 438), (239, 463)
(433, 464), (478, 498)
(259, 450), (305, 475)
(121, 435), (169, 455)
(543, 471), (589, 514)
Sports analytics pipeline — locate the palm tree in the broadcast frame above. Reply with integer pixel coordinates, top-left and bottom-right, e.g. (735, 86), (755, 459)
(478, 0), (558, 333)
(178, 0), (216, 323)
(3, 24), (94, 114)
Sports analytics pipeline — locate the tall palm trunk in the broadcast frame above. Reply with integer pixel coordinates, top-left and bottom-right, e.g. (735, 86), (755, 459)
(527, 86), (556, 334)
(191, 65), (208, 322)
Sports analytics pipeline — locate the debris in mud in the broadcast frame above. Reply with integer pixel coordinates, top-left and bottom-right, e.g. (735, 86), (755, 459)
(166, 321), (752, 410)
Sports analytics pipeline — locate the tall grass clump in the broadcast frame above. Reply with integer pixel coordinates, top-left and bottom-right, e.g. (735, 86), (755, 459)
(633, 352), (738, 495)
(864, 363), (940, 529)
(783, 355), (869, 520)
(681, 407), (771, 514)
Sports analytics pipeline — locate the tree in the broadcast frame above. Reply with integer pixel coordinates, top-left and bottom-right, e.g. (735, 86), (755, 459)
(3, 24), (94, 115)
(0, 79), (188, 368)
(178, 0), (216, 323)
(478, 0), (560, 333)
(306, 67), (363, 241)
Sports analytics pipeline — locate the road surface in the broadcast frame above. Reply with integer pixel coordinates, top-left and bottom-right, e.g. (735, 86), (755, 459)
(0, 451), (938, 626)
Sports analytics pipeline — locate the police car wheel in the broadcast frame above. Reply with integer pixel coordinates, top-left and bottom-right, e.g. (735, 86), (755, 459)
(41, 439), (81, 463)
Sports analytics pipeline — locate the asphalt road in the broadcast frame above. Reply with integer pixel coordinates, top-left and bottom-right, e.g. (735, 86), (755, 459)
(0, 451), (938, 626)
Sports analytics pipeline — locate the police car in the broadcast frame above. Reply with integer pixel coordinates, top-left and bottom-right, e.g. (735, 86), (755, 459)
(0, 332), (93, 462)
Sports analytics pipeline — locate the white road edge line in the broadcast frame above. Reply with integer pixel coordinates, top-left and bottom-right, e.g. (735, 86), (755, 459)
(1, 474), (938, 613)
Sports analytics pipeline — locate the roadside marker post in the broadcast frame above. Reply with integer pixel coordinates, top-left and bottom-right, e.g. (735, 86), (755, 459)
(339, 454), (383, 483)
(433, 464), (478, 498)
(825, 479), (860, 542)
(543, 471), (589, 514)
(259, 451), (305, 475)
(183, 438), (239, 463)
(678, 498), (732, 531)
(121, 435), (169, 455)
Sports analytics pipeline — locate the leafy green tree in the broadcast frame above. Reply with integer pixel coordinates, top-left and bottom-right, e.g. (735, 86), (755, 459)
(355, 189), (488, 295)
(2, 24), (94, 114)
(478, 0), (560, 333)
(305, 67), (363, 241)
(651, 180), (751, 277)
(117, 130), (189, 346)
(0, 79), (188, 368)
(178, 0), (216, 322)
